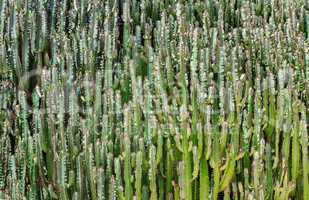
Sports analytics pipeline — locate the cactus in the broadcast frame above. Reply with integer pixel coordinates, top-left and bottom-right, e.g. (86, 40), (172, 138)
(0, 0), (308, 199)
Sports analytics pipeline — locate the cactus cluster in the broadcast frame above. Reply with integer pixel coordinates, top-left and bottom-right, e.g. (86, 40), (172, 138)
(0, 0), (309, 199)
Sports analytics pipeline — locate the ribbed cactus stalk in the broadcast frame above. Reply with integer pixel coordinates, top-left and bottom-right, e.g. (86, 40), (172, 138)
(179, 105), (192, 200)
(123, 134), (132, 200)
(300, 105), (309, 200)
(114, 157), (124, 200)
(135, 150), (142, 200)
(149, 145), (157, 200)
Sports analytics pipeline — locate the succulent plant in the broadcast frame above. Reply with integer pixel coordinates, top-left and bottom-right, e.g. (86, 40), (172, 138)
(0, 0), (308, 199)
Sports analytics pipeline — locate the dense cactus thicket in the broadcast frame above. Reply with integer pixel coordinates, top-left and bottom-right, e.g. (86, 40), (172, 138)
(0, 0), (309, 199)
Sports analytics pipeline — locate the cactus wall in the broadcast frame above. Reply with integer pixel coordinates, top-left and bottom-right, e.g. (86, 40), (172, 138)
(0, 0), (309, 199)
